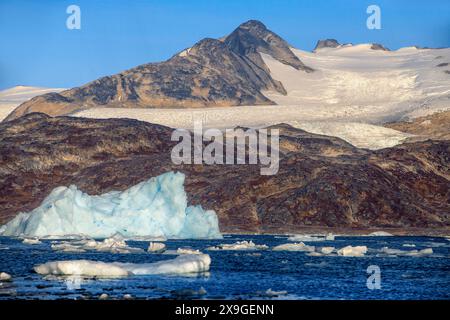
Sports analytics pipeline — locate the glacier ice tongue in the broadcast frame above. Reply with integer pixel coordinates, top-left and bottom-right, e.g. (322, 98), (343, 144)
(0, 172), (222, 239)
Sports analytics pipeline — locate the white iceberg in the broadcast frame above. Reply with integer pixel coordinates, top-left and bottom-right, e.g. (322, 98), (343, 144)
(287, 234), (333, 242)
(320, 247), (335, 255)
(51, 234), (144, 254)
(337, 245), (367, 257)
(176, 247), (202, 255)
(0, 272), (12, 281)
(207, 240), (268, 251)
(34, 254), (211, 277)
(380, 247), (433, 257)
(99, 293), (109, 300)
(147, 242), (166, 253)
(22, 238), (42, 245)
(0, 172), (222, 239)
(272, 242), (315, 252)
(368, 231), (393, 236)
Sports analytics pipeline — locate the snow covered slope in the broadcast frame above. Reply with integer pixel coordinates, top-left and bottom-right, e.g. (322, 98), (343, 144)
(0, 172), (222, 239)
(262, 45), (450, 121)
(0, 86), (64, 121)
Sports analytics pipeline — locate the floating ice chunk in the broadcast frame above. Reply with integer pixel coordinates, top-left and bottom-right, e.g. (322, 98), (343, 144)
(148, 242), (166, 253)
(418, 248), (433, 255)
(176, 247), (202, 255)
(325, 233), (335, 241)
(287, 234), (328, 242)
(0, 272), (12, 281)
(402, 244), (416, 247)
(51, 242), (87, 253)
(261, 289), (288, 297)
(0, 172), (222, 239)
(34, 260), (131, 277)
(171, 287), (207, 298)
(320, 247), (335, 254)
(368, 231), (393, 236)
(51, 235), (144, 254)
(99, 293), (109, 300)
(272, 242), (315, 252)
(380, 247), (433, 257)
(116, 254), (211, 275)
(123, 294), (133, 300)
(22, 238), (42, 245)
(34, 254), (211, 277)
(337, 246), (367, 257)
(207, 241), (268, 251)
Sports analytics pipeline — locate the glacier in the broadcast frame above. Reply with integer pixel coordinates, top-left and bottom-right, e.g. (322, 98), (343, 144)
(0, 172), (222, 239)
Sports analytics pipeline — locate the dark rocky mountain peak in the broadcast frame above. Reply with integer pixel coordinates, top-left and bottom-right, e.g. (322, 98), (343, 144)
(224, 20), (313, 72)
(313, 39), (341, 51)
(371, 43), (390, 51)
(5, 20), (312, 121)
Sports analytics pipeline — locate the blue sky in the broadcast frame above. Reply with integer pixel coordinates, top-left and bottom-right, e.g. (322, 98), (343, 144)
(0, 0), (449, 90)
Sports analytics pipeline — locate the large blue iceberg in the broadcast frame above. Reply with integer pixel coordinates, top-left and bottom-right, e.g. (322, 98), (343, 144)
(0, 172), (222, 239)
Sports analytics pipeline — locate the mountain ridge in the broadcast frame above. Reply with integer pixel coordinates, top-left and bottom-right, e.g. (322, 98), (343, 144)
(0, 113), (448, 234)
(4, 20), (311, 122)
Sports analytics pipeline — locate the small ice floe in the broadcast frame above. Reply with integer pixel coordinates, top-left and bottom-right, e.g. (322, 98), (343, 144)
(99, 293), (109, 300)
(257, 289), (288, 298)
(272, 242), (315, 252)
(402, 244), (416, 247)
(337, 246), (368, 257)
(288, 233), (334, 242)
(207, 241), (268, 251)
(51, 234), (144, 254)
(368, 231), (393, 236)
(22, 237), (42, 245)
(0, 272), (12, 282)
(171, 287), (207, 298)
(34, 254), (211, 277)
(320, 247), (335, 255)
(425, 242), (448, 248)
(176, 247), (202, 255)
(123, 294), (133, 300)
(147, 242), (166, 253)
(379, 247), (433, 257)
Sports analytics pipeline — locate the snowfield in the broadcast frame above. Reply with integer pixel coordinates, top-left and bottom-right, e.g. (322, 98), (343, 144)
(0, 172), (222, 239)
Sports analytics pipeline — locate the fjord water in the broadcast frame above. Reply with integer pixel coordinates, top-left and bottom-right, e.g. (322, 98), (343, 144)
(0, 235), (448, 300)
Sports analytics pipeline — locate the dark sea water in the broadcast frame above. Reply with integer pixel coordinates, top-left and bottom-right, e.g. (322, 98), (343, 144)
(0, 235), (449, 300)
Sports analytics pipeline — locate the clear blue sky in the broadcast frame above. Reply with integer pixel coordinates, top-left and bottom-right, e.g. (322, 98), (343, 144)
(1, 0), (449, 90)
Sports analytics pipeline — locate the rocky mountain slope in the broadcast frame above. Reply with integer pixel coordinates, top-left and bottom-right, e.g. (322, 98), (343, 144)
(385, 110), (450, 141)
(4, 20), (311, 121)
(1, 113), (448, 234)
